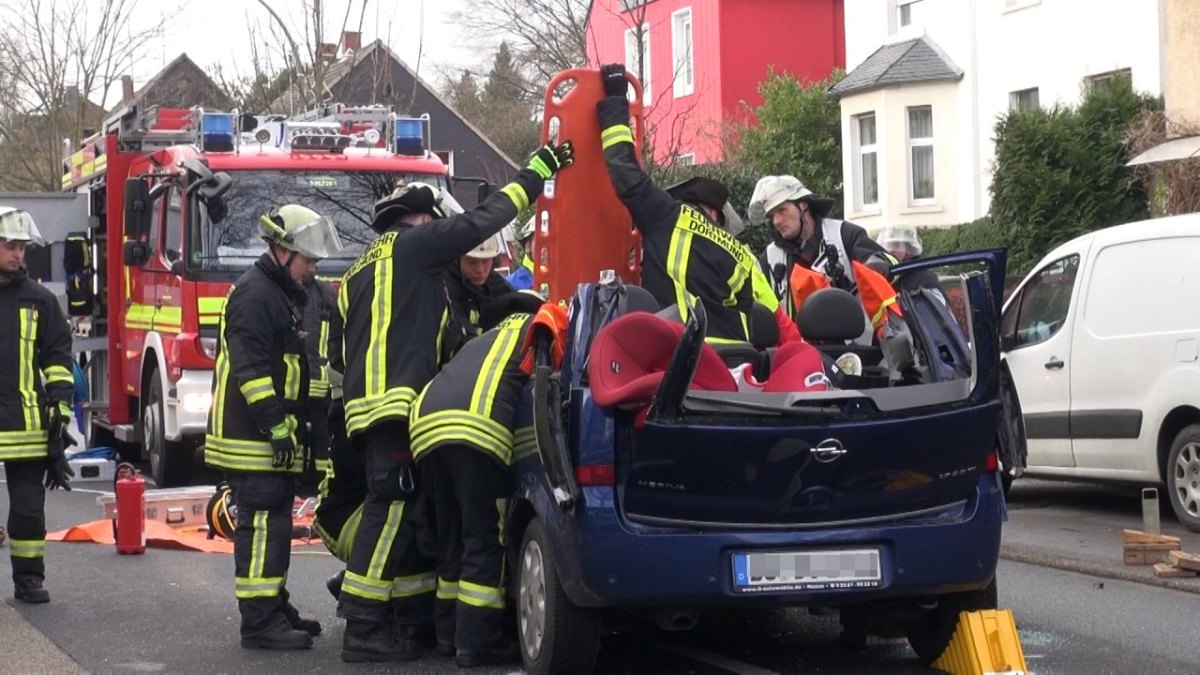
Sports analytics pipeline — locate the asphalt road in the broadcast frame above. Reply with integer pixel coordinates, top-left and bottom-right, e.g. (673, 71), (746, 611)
(0, 478), (1198, 674)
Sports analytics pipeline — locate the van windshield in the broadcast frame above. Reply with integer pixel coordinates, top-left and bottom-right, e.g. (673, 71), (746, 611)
(190, 170), (448, 274)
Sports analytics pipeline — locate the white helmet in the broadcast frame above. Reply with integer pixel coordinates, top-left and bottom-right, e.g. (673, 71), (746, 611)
(465, 233), (502, 260)
(0, 207), (44, 245)
(747, 175), (833, 226)
(877, 224), (923, 257)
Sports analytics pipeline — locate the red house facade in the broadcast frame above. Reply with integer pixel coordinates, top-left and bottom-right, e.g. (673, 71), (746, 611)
(586, 0), (845, 165)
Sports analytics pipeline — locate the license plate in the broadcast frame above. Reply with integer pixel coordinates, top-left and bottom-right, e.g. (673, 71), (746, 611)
(732, 549), (882, 593)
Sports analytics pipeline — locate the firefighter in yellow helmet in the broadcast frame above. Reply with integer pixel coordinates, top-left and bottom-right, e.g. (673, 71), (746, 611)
(204, 203), (342, 650)
(0, 207), (75, 604)
(336, 139), (573, 663)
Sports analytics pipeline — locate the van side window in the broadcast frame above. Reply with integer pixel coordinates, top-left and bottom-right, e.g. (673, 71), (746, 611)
(1010, 255), (1079, 348)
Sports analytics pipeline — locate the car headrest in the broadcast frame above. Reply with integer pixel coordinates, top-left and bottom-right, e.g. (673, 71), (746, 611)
(750, 302), (778, 349)
(796, 287), (866, 342)
(623, 285), (660, 314)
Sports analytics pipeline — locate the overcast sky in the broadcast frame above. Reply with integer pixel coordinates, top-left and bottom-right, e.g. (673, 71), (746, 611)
(124, 0), (477, 108)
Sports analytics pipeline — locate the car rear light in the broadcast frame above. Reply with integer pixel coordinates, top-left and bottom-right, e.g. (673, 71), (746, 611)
(575, 464), (615, 486)
(198, 337), (218, 360)
(984, 451), (1000, 473)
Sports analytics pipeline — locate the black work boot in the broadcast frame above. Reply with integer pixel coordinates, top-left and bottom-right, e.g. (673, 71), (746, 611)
(283, 603), (322, 636)
(342, 620), (421, 663)
(326, 569), (345, 601)
(241, 622), (314, 650)
(14, 580), (49, 604)
(455, 640), (521, 668)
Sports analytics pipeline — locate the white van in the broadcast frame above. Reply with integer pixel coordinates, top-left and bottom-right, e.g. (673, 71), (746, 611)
(1001, 214), (1200, 530)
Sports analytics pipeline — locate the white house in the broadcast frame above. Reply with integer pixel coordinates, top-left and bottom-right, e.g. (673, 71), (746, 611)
(833, 0), (1163, 228)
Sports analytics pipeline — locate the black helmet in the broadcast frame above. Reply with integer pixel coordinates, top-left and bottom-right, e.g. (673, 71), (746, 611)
(665, 177), (745, 235)
(370, 181), (463, 234)
(206, 481), (236, 541)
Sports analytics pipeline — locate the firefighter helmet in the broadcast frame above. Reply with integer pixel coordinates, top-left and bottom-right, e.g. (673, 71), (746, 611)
(258, 204), (343, 259)
(748, 175), (835, 225)
(665, 177), (745, 235)
(877, 224), (923, 258)
(206, 481), (237, 541)
(465, 234), (502, 260)
(0, 207), (44, 245)
(371, 181), (463, 234)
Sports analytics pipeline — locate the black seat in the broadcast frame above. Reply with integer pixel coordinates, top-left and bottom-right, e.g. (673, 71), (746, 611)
(796, 288), (883, 366)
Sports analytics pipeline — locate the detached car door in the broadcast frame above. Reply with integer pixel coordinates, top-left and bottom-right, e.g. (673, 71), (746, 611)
(1000, 251), (1086, 468)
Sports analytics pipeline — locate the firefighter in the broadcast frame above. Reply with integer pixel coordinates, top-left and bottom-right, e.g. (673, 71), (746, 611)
(204, 203), (342, 650)
(596, 64), (798, 345)
(336, 141), (573, 663)
(300, 274), (337, 490)
(876, 224), (942, 294)
(0, 207), (75, 604)
(504, 218), (535, 291)
(445, 234), (515, 343)
(409, 294), (562, 667)
(749, 174), (895, 321)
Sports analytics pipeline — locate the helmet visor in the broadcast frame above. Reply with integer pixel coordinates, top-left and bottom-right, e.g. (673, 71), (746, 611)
(0, 210), (44, 246)
(288, 215), (343, 260)
(435, 189), (464, 218)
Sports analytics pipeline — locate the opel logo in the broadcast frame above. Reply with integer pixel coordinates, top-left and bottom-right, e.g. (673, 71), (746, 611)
(811, 438), (848, 463)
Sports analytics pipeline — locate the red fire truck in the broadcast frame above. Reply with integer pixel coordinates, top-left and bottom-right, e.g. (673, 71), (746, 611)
(63, 103), (453, 486)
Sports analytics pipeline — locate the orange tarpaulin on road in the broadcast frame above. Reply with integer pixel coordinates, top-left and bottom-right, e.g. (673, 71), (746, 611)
(47, 519), (324, 555)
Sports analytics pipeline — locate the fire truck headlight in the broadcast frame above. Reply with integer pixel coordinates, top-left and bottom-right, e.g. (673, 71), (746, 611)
(199, 337), (218, 360)
(182, 392), (212, 415)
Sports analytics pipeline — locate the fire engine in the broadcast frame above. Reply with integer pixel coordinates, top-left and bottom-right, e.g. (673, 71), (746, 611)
(62, 103), (454, 486)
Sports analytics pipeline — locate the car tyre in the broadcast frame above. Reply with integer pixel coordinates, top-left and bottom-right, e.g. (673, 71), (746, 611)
(143, 373), (191, 487)
(906, 577), (998, 665)
(517, 518), (601, 675)
(1167, 424), (1200, 533)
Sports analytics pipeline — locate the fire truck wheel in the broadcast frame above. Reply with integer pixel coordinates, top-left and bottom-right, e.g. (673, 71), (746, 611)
(143, 373), (190, 487)
(905, 576), (998, 664)
(517, 518), (601, 675)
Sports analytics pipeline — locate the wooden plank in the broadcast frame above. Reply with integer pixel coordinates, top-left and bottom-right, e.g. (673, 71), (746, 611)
(1124, 542), (1182, 552)
(1169, 550), (1200, 572)
(1153, 562), (1197, 578)
(1124, 550), (1157, 565)
(1122, 529), (1181, 545)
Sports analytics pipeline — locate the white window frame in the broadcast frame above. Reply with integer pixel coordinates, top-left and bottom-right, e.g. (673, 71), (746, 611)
(897, 0), (923, 28)
(671, 8), (694, 98)
(1009, 87), (1040, 111)
(853, 113), (879, 211)
(907, 105), (935, 205)
(624, 24), (652, 105)
(676, 152), (695, 166)
(1085, 68), (1132, 93)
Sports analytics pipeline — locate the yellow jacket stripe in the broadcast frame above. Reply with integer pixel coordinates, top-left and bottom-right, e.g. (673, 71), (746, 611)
(601, 124), (634, 150)
(239, 376), (275, 405)
(470, 325), (522, 417)
(18, 308), (39, 431)
(458, 579), (504, 609)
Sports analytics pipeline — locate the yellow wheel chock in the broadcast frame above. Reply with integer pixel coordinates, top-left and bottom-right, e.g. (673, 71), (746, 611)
(932, 608), (1028, 674)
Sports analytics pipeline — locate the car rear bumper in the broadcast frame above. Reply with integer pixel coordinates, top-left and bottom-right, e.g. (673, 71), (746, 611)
(546, 474), (1004, 609)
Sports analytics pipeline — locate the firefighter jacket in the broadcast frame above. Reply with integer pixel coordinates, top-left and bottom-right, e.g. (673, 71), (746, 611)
(599, 96), (764, 343)
(205, 254), (310, 474)
(314, 409), (365, 562)
(759, 217), (894, 319)
(0, 272), (74, 461)
(339, 170), (545, 438)
(410, 312), (537, 467)
(301, 278), (337, 399)
(443, 267), (515, 356)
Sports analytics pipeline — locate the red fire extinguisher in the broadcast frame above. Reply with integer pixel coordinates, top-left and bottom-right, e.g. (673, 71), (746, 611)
(113, 463), (146, 555)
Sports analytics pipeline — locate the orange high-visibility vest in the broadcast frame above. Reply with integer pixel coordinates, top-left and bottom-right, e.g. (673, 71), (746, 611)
(789, 261), (902, 339)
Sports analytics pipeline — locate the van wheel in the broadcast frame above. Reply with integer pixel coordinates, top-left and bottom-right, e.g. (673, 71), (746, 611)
(1167, 425), (1200, 532)
(517, 518), (601, 675)
(906, 577), (998, 665)
(143, 374), (190, 487)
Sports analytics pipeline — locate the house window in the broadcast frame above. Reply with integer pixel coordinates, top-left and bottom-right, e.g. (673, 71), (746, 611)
(898, 0), (924, 27)
(854, 113), (879, 209)
(620, 0), (650, 10)
(908, 106), (934, 203)
(672, 8), (694, 98)
(1085, 68), (1132, 93)
(624, 24), (651, 105)
(676, 153), (695, 166)
(1009, 87), (1040, 111)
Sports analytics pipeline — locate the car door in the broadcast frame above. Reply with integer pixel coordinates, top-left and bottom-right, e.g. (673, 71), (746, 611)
(1001, 250), (1086, 468)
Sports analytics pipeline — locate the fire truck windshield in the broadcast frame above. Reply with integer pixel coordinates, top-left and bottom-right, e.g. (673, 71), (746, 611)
(191, 169), (449, 274)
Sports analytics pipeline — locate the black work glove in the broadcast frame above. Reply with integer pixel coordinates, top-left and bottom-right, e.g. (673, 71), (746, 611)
(45, 404), (76, 491)
(48, 401), (74, 448)
(600, 63), (628, 98)
(527, 141), (575, 180)
(269, 424), (297, 469)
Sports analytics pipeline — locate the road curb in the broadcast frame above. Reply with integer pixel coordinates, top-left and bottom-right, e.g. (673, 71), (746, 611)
(1000, 544), (1200, 595)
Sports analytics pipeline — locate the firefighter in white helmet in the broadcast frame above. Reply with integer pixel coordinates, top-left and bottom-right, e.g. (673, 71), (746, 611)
(0, 207), (75, 605)
(443, 233), (515, 358)
(876, 224), (941, 293)
(205, 203), (342, 650)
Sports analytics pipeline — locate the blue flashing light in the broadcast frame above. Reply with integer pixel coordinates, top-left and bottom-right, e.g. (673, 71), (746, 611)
(200, 113), (236, 152)
(393, 118), (426, 156)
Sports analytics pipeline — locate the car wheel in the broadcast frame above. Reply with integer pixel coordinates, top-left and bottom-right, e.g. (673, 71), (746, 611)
(518, 518), (601, 675)
(1167, 424), (1200, 533)
(143, 373), (190, 487)
(906, 577), (998, 665)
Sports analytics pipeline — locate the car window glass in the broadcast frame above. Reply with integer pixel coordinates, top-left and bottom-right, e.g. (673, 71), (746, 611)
(1013, 255), (1079, 348)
